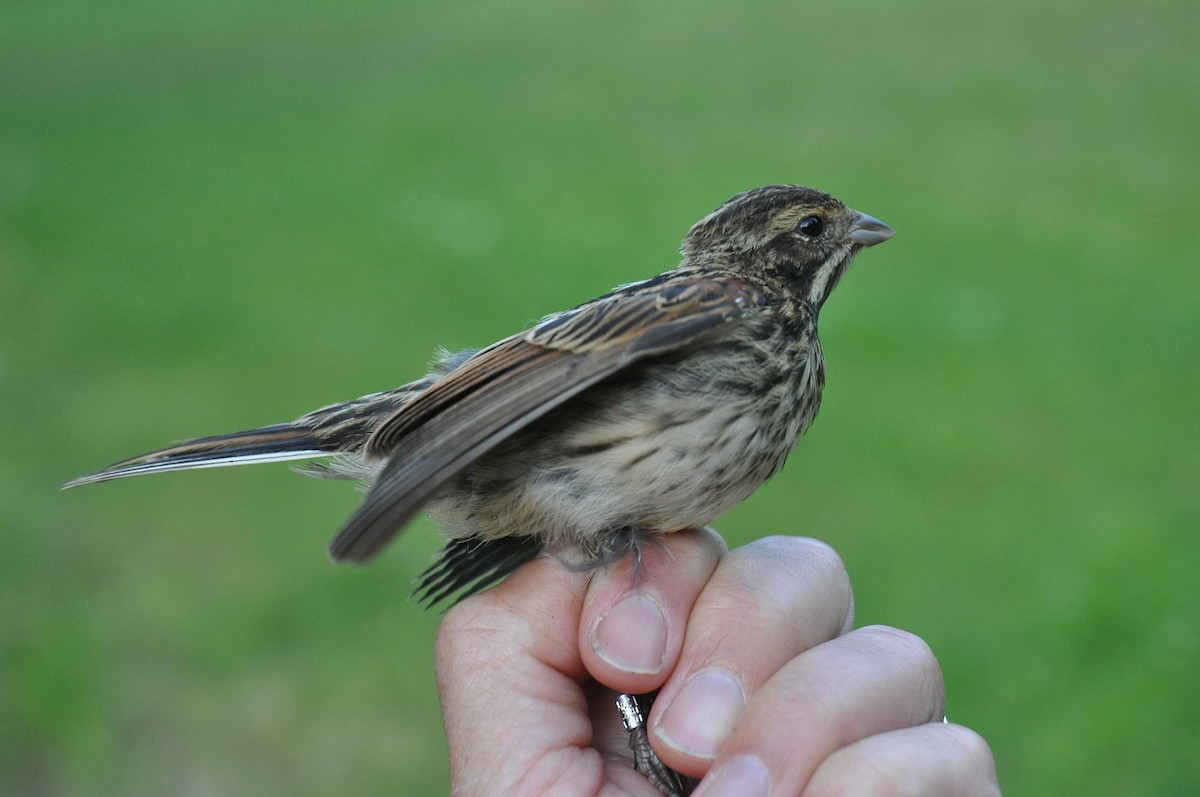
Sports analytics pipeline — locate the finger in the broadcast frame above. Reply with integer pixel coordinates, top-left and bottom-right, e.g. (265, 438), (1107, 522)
(436, 557), (627, 796)
(649, 536), (854, 771)
(579, 527), (726, 694)
(691, 626), (946, 797)
(803, 723), (1000, 797)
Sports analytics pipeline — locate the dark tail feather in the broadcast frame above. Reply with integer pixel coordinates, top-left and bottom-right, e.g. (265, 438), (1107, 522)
(414, 535), (544, 607)
(62, 423), (330, 489)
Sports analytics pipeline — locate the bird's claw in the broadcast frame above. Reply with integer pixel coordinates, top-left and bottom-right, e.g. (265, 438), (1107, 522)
(617, 693), (693, 797)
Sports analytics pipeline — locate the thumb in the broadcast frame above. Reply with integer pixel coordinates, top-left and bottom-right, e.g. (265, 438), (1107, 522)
(435, 556), (626, 795)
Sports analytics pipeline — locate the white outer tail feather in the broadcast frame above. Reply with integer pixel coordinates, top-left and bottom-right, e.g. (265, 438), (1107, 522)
(62, 449), (328, 489)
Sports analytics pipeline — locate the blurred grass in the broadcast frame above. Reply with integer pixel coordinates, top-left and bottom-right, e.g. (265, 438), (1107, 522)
(2, 0), (1197, 794)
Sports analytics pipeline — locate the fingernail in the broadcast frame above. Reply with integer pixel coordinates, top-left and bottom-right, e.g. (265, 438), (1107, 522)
(692, 754), (771, 797)
(591, 593), (668, 674)
(655, 668), (746, 759)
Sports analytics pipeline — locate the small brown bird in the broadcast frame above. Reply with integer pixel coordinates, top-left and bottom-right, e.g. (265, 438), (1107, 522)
(65, 185), (894, 605)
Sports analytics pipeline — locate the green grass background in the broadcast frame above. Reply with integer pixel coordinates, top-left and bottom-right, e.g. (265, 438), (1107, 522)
(3, 1), (1197, 794)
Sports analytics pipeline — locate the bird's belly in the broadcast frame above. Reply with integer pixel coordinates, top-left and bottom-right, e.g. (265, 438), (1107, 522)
(530, 409), (787, 537)
(427, 352), (819, 549)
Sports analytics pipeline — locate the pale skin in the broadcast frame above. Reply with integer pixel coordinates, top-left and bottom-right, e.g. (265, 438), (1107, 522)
(436, 531), (1001, 796)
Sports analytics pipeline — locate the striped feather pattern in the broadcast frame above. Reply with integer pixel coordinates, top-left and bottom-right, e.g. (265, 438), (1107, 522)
(329, 274), (766, 563)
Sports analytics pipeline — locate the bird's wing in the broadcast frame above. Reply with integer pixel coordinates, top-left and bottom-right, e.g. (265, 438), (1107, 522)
(328, 271), (768, 563)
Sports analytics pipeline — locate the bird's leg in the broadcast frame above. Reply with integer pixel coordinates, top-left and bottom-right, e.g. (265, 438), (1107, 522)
(616, 692), (694, 797)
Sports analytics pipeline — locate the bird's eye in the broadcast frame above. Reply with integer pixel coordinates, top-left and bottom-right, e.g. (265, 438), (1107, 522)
(797, 215), (824, 238)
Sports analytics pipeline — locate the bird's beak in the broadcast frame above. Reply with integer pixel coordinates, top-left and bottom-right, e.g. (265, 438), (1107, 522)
(847, 211), (896, 247)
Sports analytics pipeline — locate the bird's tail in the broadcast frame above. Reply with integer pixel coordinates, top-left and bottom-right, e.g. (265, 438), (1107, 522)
(61, 423), (334, 489)
(63, 349), (481, 492)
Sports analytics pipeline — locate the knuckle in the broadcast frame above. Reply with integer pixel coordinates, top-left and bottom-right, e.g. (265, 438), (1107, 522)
(738, 535), (849, 592)
(857, 625), (945, 712)
(751, 536), (848, 585)
(435, 597), (507, 668)
(741, 536), (852, 621)
(859, 625), (937, 668)
(946, 724), (1000, 775)
(434, 603), (473, 664)
(687, 536), (857, 663)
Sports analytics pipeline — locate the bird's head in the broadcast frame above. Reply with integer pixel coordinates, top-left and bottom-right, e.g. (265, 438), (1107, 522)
(680, 185), (894, 307)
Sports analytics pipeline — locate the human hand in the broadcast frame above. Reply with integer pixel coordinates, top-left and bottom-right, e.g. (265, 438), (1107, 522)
(434, 530), (1000, 795)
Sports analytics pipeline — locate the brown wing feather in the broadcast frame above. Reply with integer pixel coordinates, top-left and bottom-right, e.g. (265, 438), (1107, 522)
(328, 272), (767, 563)
(363, 333), (547, 457)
